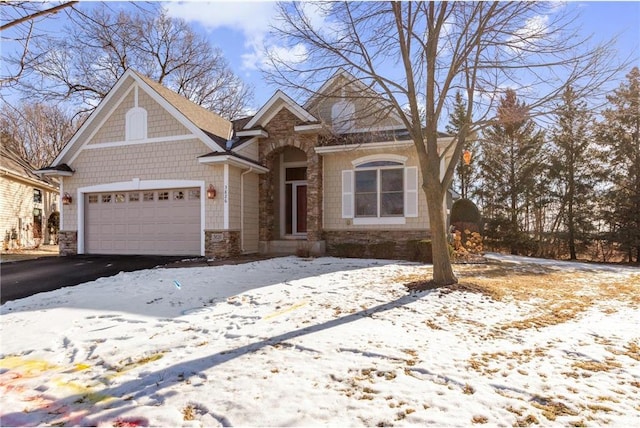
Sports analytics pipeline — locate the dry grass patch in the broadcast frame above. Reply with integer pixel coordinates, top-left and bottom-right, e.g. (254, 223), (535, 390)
(514, 414), (539, 426)
(183, 404), (196, 421)
(467, 348), (547, 375)
(607, 340), (640, 361)
(531, 397), (578, 421)
(399, 263), (639, 332)
(572, 357), (621, 372)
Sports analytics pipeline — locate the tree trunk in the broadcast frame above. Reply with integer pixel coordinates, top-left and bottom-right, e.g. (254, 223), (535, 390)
(424, 182), (458, 286)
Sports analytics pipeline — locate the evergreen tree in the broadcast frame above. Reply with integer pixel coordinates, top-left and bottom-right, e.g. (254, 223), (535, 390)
(446, 91), (478, 200)
(549, 86), (600, 260)
(595, 67), (640, 263)
(479, 90), (546, 255)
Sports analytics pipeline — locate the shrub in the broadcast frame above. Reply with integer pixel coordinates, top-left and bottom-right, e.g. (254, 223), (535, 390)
(331, 243), (366, 258)
(370, 241), (397, 259)
(48, 211), (60, 235)
(407, 239), (433, 263)
(451, 198), (481, 224)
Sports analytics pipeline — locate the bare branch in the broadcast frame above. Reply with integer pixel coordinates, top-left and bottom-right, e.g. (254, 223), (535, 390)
(0, 1), (78, 32)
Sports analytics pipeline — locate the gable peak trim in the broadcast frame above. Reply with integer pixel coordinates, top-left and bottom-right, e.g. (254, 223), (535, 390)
(245, 90), (316, 129)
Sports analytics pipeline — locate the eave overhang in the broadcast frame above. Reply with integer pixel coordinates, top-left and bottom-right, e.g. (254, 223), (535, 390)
(1, 168), (59, 191)
(235, 129), (269, 138)
(33, 164), (75, 178)
(314, 136), (455, 155)
(198, 154), (268, 173)
(294, 123), (324, 134)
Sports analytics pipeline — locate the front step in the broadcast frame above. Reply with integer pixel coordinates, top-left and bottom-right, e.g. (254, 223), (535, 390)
(259, 240), (326, 257)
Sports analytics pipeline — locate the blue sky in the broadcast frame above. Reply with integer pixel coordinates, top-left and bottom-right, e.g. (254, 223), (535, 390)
(2, 1), (639, 112)
(160, 0), (640, 109)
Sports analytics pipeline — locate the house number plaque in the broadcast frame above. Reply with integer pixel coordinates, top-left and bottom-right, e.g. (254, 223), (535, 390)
(211, 233), (224, 242)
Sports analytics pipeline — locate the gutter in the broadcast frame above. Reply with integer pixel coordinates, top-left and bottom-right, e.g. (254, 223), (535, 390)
(1, 168), (59, 193)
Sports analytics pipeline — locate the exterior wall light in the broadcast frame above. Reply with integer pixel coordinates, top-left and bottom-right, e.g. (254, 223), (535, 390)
(62, 192), (73, 205)
(207, 184), (217, 199)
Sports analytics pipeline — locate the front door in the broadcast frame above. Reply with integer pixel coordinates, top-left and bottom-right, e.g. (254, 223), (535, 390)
(285, 181), (307, 235)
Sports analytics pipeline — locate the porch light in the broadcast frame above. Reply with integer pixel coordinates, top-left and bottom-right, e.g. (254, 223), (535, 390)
(207, 184), (217, 199)
(62, 192), (73, 205)
(463, 150), (472, 165)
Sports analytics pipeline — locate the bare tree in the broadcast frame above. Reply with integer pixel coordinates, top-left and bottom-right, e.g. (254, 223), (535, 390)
(267, 1), (625, 285)
(0, 1), (78, 88)
(0, 102), (80, 168)
(16, 3), (252, 119)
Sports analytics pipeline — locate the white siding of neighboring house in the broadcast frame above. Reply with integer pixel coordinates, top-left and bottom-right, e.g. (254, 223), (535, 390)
(0, 175), (58, 247)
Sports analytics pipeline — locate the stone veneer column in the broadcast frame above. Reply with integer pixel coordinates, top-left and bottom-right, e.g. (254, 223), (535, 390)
(205, 230), (241, 259)
(58, 230), (78, 256)
(304, 147), (325, 256)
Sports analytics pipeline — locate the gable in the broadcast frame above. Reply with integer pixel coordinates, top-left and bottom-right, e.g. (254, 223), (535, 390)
(87, 89), (190, 147)
(54, 70), (232, 167)
(244, 90), (317, 130)
(305, 71), (405, 133)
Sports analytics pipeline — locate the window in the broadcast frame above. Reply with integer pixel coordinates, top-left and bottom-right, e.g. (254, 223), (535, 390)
(101, 194), (112, 203)
(33, 189), (42, 204)
(331, 99), (355, 133)
(88, 195), (98, 204)
(143, 192), (154, 201)
(188, 189), (200, 200)
(354, 162), (404, 218)
(115, 193), (126, 203)
(158, 191), (169, 201)
(129, 193), (140, 202)
(342, 157), (418, 223)
(174, 191), (185, 200)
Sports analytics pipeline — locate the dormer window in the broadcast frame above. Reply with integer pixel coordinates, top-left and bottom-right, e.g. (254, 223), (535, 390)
(125, 107), (147, 141)
(331, 99), (355, 133)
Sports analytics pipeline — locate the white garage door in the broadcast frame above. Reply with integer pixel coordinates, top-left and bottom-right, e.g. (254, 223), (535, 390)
(85, 188), (201, 255)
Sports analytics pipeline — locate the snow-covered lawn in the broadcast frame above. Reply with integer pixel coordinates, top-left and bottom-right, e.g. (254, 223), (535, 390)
(1, 254), (638, 427)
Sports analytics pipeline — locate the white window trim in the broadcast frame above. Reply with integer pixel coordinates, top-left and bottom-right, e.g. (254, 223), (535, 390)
(281, 158), (308, 238)
(352, 154), (408, 167)
(354, 165), (405, 220)
(342, 155), (418, 224)
(77, 179), (205, 256)
(353, 217), (406, 225)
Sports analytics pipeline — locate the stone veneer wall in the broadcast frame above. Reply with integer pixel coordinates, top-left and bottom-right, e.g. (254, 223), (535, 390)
(323, 230), (430, 260)
(258, 108), (324, 251)
(58, 230), (78, 256)
(205, 230), (240, 259)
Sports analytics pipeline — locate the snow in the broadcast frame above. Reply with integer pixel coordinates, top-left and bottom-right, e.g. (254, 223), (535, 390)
(1, 255), (639, 427)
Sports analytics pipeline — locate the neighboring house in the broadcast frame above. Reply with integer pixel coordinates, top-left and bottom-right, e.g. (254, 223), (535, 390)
(37, 69), (454, 259)
(1, 145), (59, 249)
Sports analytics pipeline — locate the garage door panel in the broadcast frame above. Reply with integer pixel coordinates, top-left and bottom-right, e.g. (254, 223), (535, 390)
(85, 188), (200, 256)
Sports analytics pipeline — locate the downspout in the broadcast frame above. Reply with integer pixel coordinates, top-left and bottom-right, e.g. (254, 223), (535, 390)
(240, 167), (254, 253)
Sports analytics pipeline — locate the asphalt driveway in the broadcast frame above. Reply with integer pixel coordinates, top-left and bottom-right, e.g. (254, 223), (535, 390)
(0, 255), (189, 304)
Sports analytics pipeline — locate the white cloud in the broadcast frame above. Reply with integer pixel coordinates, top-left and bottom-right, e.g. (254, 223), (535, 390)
(163, 1), (279, 70)
(163, 1), (276, 40)
(163, 1), (337, 71)
(509, 14), (550, 52)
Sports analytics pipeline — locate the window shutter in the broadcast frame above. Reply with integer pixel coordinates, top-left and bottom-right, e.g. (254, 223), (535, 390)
(342, 170), (354, 218)
(405, 167), (418, 217)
